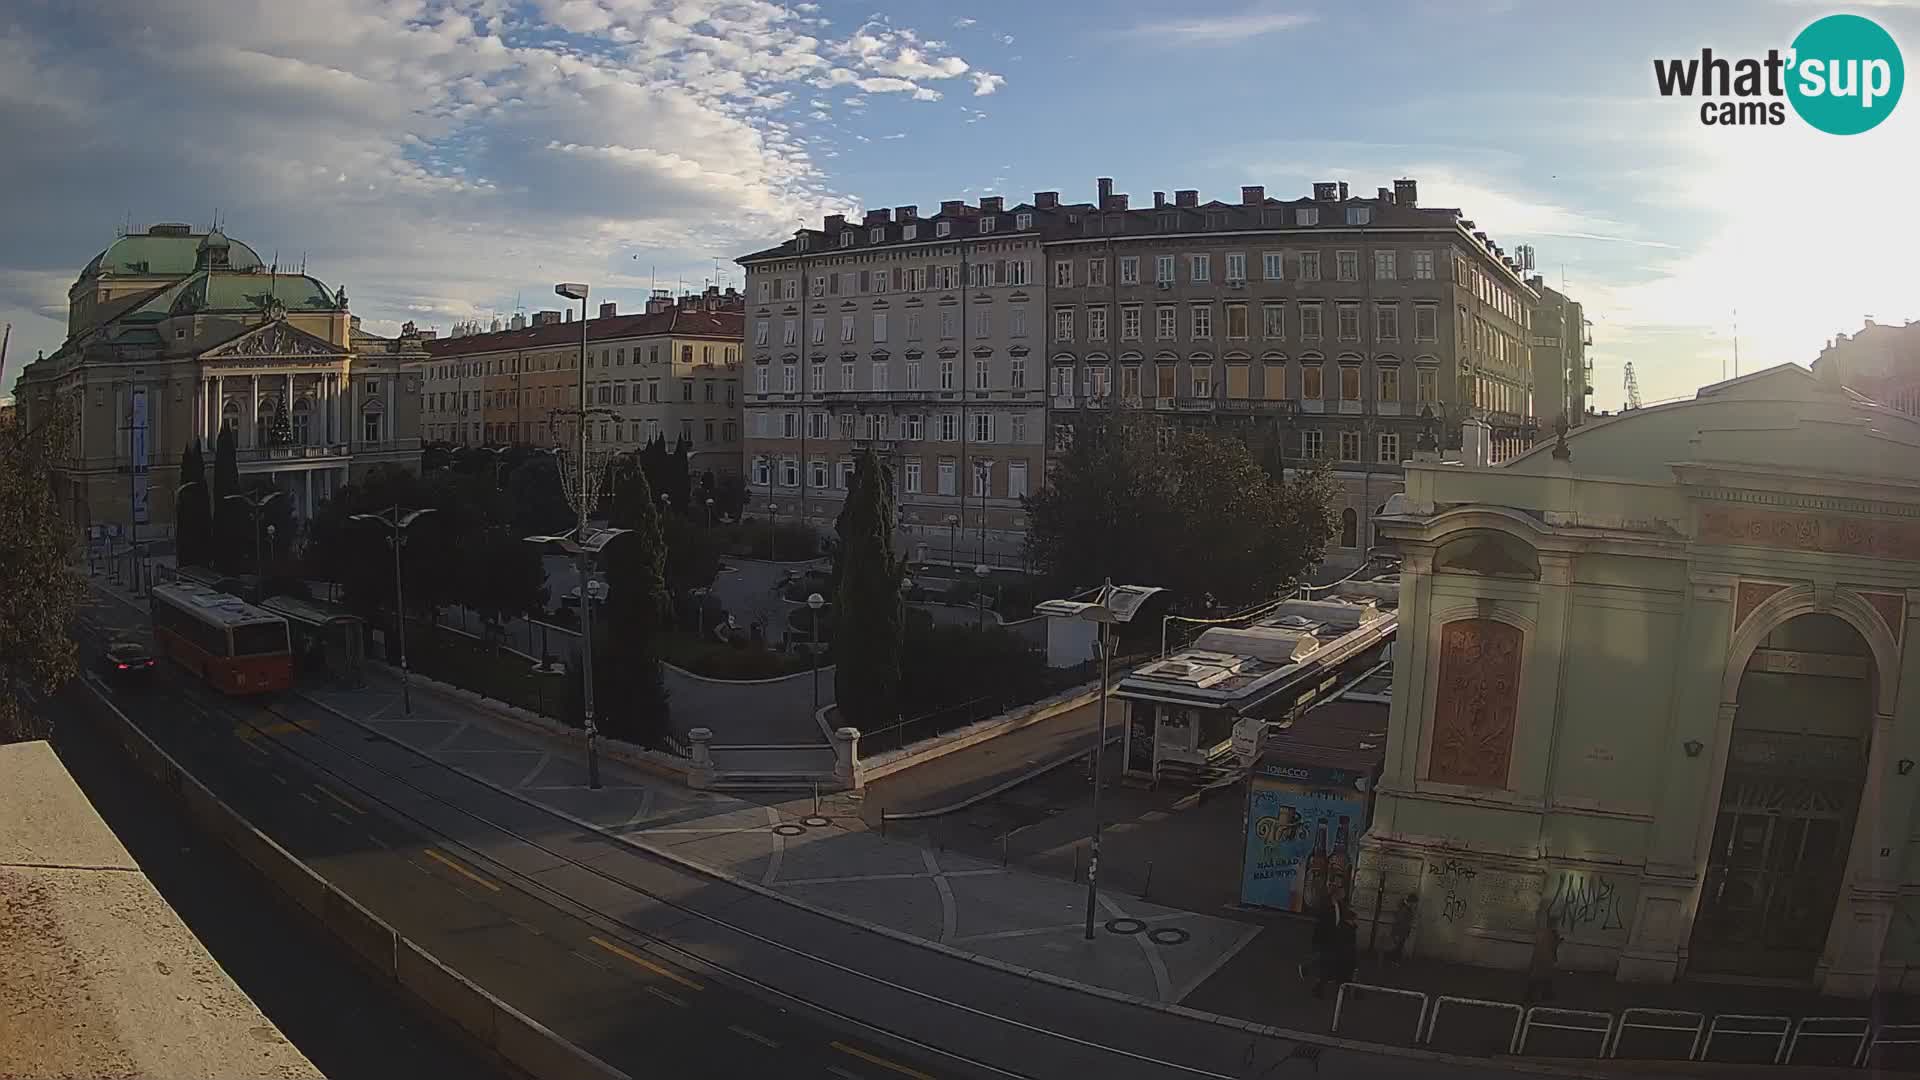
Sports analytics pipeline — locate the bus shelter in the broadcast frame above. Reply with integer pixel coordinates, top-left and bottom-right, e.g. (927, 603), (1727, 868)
(260, 595), (366, 687)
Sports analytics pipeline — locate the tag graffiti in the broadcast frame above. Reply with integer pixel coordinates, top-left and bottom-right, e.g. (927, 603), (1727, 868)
(1546, 871), (1627, 937)
(1429, 859), (1478, 923)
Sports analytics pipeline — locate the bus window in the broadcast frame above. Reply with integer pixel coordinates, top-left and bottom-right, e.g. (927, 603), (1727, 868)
(233, 622), (291, 656)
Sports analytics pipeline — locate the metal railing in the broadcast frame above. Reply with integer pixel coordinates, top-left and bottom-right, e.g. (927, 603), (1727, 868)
(1331, 983), (1426, 1043)
(1517, 1006), (1613, 1058)
(1606, 1008), (1705, 1060)
(1423, 994), (1523, 1053)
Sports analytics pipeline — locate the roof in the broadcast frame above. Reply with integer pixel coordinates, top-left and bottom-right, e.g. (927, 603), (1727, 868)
(1255, 697), (1389, 776)
(260, 595), (363, 627)
(152, 582), (286, 628)
(171, 271), (338, 315)
(1117, 593), (1398, 709)
(424, 307), (743, 358)
(80, 228), (266, 281)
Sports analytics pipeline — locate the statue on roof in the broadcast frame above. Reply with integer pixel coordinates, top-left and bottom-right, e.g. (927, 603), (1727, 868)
(334, 285), (349, 310)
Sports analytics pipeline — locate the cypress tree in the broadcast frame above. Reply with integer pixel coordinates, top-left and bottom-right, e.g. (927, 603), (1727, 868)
(832, 449), (903, 729)
(212, 427), (243, 570)
(599, 462), (670, 743)
(175, 442), (213, 567)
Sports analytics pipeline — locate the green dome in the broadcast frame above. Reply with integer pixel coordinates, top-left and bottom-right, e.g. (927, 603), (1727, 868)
(79, 226), (266, 281)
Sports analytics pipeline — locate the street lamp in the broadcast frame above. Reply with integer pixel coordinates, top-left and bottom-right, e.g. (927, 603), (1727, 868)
(1036, 582), (1164, 940)
(807, 592), (825, 721)
(351, 506), (438, 716)
(704, 496), (715, 528)
(767, 501), (780, 560)
(945, 513), (959, 568)
(224, 490), (284, 597)
(974, 563), (991, 631)
(524, 526), (630, 789)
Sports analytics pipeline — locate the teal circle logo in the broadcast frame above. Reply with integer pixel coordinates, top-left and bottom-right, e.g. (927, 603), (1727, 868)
(1787, 14), (1904, 134)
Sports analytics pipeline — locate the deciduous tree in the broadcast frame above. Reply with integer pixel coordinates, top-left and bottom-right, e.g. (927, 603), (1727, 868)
(599, 461), (670, 744)
(0, 405), (86, 741)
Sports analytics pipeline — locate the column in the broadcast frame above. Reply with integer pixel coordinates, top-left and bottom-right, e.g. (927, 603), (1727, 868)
(304, 471), (314, 523)
(286, 372), (295, 445)
(247, 374), (259, 448)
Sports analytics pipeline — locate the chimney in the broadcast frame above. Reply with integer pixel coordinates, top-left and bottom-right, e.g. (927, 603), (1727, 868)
(824, 213), (845, 231)
(896, 205), (918, 221)
(864, 208), (891, 225)
(1175, 189), (1198, 208)
(1153, 191), (1167, 209)
(1105, 194), (1129, 211)
(979, 196), (1003, 213)
(1377, 187), (1391, 202)
(1394, 179), (1418, 208)
(1034, 191), (1058, 209)
(1097, 177), (1113, 203)
(564, 309), (572, 323)
(1241, 185), (1264, 205)
(1313, 182), (1338, 201)
(646, 289), (673, 315)
(1337, 181), (1349, 201)
(939, 199), (965, 216)
(599, 301), (617, 319)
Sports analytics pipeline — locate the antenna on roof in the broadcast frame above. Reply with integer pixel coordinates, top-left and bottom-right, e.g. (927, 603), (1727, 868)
(1731, 307), (1740, 379)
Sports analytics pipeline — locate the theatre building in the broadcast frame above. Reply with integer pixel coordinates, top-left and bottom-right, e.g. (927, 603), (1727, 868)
(1355, 364), (1920, 996)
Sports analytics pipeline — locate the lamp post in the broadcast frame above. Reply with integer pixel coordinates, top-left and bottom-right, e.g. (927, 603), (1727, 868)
(973, 563), (990, 631)
(945, 513), (959, 569)
(807, 592), (825, 721)
(704, 496), (715, 529)
(524, 526), (629, 790)
(350, 506), (437, 716)
(767, 501), (779, 560)
(224, 490), (283, 599)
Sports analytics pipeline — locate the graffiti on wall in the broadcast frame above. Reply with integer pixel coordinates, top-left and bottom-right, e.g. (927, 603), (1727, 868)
(1429, 859), (1479, 923)
(1545, 869), (1631, 942)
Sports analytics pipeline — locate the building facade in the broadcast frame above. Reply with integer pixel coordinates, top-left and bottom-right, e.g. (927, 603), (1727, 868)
(1527, 278), (1591, 429)
(1814, 317), (1920, 416)
(420, 290), (743, 480)
(13, 224), (423, 534)
(1355, 365), (1920, 997)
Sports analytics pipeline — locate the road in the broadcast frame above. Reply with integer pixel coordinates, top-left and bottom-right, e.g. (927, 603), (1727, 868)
(69, 588), (1583, 1080)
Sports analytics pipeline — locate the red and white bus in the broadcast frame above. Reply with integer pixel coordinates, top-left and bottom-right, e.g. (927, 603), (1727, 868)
(150, 582), (294, 695)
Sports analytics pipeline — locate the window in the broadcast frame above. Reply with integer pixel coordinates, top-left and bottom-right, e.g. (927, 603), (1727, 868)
(682, 380), (694, 402)
(782, 458), (799, 487)
(362, 409), (382, 443)
(1052, 423), (1074, 452)
(782, 411), (798, 438)
(872, 270), (887, 295)
(1339, 430), (1361, 461)
(810, 360), (825, 392)
(1009, 306), (1027, 338)
(1346, 206), (1372, 226)
(935, 265), (959, 290)
(1337, 304), (1360, 341)
(1191, 364), (1213, 399)
(1119, 256), (1139, 285)
(839, 231), (854, 248)
(1156, 364), (1176, 399)
(1414, 304), (1438, 342)
(807, 411), (826, 439)
(1413, 250), (1435, 279)
(936, 221), (952, 237)
(1337, 251), (1358, 282)
(939, 310), (956, 338)
(873, 362), (889, 392)
(908, 267), (924, 291)
(754, 320), (769, 346)
(1015, 212), (1032, 230)
(1051, 365), (1074, 399)
(1374, 250), (1396, 280)
(810, 321), (825, 345)
(1054, 261), (1073, 288)
(1119, 365), (1141, 400)
(873, 313), (888, 341)
(1296, 207), (1319, 226)
(1416, 367), (1438, 403)
(1262, 252), (1284, 281)
(1226, 252), (1246, 283)
(1340, 365), (1362, 401)
(1376, 304), (1400, 341)
(811, 274), (825, 297)
(811, 459), (828, 489)
(904, 312), (921, 341)
(1303, 364), (1324, 400)
(1189, 254), (1211, 283)
(1379, 366), (1400, 402)
(866, 413), (886, 440)
(1009, 413), (1027, 444)
(1298, 251), (1321, 282)
(1226, 304), (1249, 340)
(782, 278), (797, 301)
(838, 412), (855, 439)
(975, 360), (990, 390)
(1006, 260), (1030, 286)
(903, 413), (924, 440)
(904, 224), (918, 242)
(972, 460), (992, 498)
(756, 366), (769, 394)
(937, 459), (956, 494)
(905, 459), (922, 492)
(1379, 432), (1401, 463)
(972, 309), (991, 338)
(757, 280), (772, 303)
(1086, 365), (1110, 400)
(1088, 258), (1107, 287)
(1010, 358), (1026, 388)
(1156, 305), (1177, 340)
(906, 360), (921, 390)
(783, 363), (798, 393)
(979, 216), (997, 234)
(968, 262), (996, 288)
(1339, 507), (1357, 547)
(1088, 307), (1108, 341)
(1262, 303), (1285, 339)
(1121, 306), (1142, 341)
(752, 456), (770, 486)
(838, 315), (854, 343)
(1155, 255), (1175, 284)
(1053, 308), (1074, 342)
(973, 413), (994, 442)
(1008, 460), (1028, 499)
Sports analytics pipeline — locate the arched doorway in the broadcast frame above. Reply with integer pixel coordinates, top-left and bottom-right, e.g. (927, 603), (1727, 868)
(1690, 613), (1876, 980)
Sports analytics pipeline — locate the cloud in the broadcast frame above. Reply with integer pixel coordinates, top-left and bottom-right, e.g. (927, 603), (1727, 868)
(1128, 8), (1314, 43)
(0, 0), (998, 381)
(953, 17), (977, 28)
(970, 71), (1005, 96)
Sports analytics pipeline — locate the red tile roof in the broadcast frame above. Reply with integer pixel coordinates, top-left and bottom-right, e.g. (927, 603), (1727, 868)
(424, 307), (741, 358)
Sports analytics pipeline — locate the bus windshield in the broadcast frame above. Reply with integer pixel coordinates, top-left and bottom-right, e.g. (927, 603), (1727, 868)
(232, 622), (290, 657)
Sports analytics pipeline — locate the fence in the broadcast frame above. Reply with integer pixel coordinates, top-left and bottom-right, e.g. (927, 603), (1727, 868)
(401, 619), (570, 721)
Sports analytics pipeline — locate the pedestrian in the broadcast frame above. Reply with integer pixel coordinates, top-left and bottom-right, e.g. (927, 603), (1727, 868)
(1525, 907), (1562, 1004)
(1300, 892), (1336, 981)
(1386, 893), (1418, 967)
(1313, 900), (1358, 999)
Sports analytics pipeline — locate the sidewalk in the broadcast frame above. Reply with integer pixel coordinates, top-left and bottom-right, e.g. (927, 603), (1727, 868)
(860, 695), (1104, 821)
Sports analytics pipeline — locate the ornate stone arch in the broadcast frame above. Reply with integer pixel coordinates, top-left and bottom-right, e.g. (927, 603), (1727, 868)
(1720, 583), (1900, 716)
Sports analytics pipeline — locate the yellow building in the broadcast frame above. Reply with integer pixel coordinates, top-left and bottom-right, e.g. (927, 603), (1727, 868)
(421, 289), (743, 480)
(12, 224), (424, 536)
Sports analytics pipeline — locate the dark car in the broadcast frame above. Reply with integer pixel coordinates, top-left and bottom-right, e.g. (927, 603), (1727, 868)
(102, 641), (156, 684)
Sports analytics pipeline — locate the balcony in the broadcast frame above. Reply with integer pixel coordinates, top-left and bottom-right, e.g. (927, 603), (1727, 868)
(1300, 399), (1327, 414)
(1338, 400), (1363, 415)
(1051, 395), (1076, 410)
(237, 443), (348, 463)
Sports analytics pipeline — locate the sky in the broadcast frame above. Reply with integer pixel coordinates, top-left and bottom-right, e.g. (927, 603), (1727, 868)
(2, 0), (1917, 410)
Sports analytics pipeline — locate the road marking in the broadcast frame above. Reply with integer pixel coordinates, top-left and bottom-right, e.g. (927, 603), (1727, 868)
(644, 986), (688, 1008)
(827, 1067), (863, 1080)
(728, 1024), (779, 1048)
(316, 784), (366, 815)
(570, 949), (610, 970)
(507, 916), (545, 937)
(422, 848), (502, 892)
(298, 791), (321, 805)
(270, 773), (290, 786)
(587, 935), (704, 991)
(367, 833), (393, 850)
(832, 1042), (934, 1080)
(328, 811), (354, 827)
(239, 737), (270, 758)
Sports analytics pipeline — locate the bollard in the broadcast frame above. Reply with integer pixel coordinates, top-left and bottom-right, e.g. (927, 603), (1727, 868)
(1141, 860), (1153, 900)
(1001, 832), (1008, 867)
(1073, 844), (1081, 883)
(812, 781), (820, 817)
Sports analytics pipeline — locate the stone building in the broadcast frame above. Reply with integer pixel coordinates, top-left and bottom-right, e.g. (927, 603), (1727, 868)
(1356, 364), (1920, 996)
(1814, 317), (1920, 417)
(12, 224), (424, 533)
(420, 289), (743, 481)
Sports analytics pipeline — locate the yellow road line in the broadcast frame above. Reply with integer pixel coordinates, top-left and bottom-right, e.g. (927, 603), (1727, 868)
(587, 935), (704, 991)
(422, 848), (502, 893)
(316, 784), (366, 815)
(831, 1042), (935, 1080)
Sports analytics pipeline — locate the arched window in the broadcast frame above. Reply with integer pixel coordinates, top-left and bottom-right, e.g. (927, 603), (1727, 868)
(1340, 507), (1358, 548)
(292, 397), (312, 446)
(221, 399), (240, 433)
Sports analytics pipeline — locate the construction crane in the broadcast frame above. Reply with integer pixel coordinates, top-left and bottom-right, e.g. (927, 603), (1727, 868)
(1623, 362), (1643, 410)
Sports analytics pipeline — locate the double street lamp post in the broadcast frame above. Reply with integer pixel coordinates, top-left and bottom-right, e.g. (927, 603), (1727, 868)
(351, 506), (437, 717)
